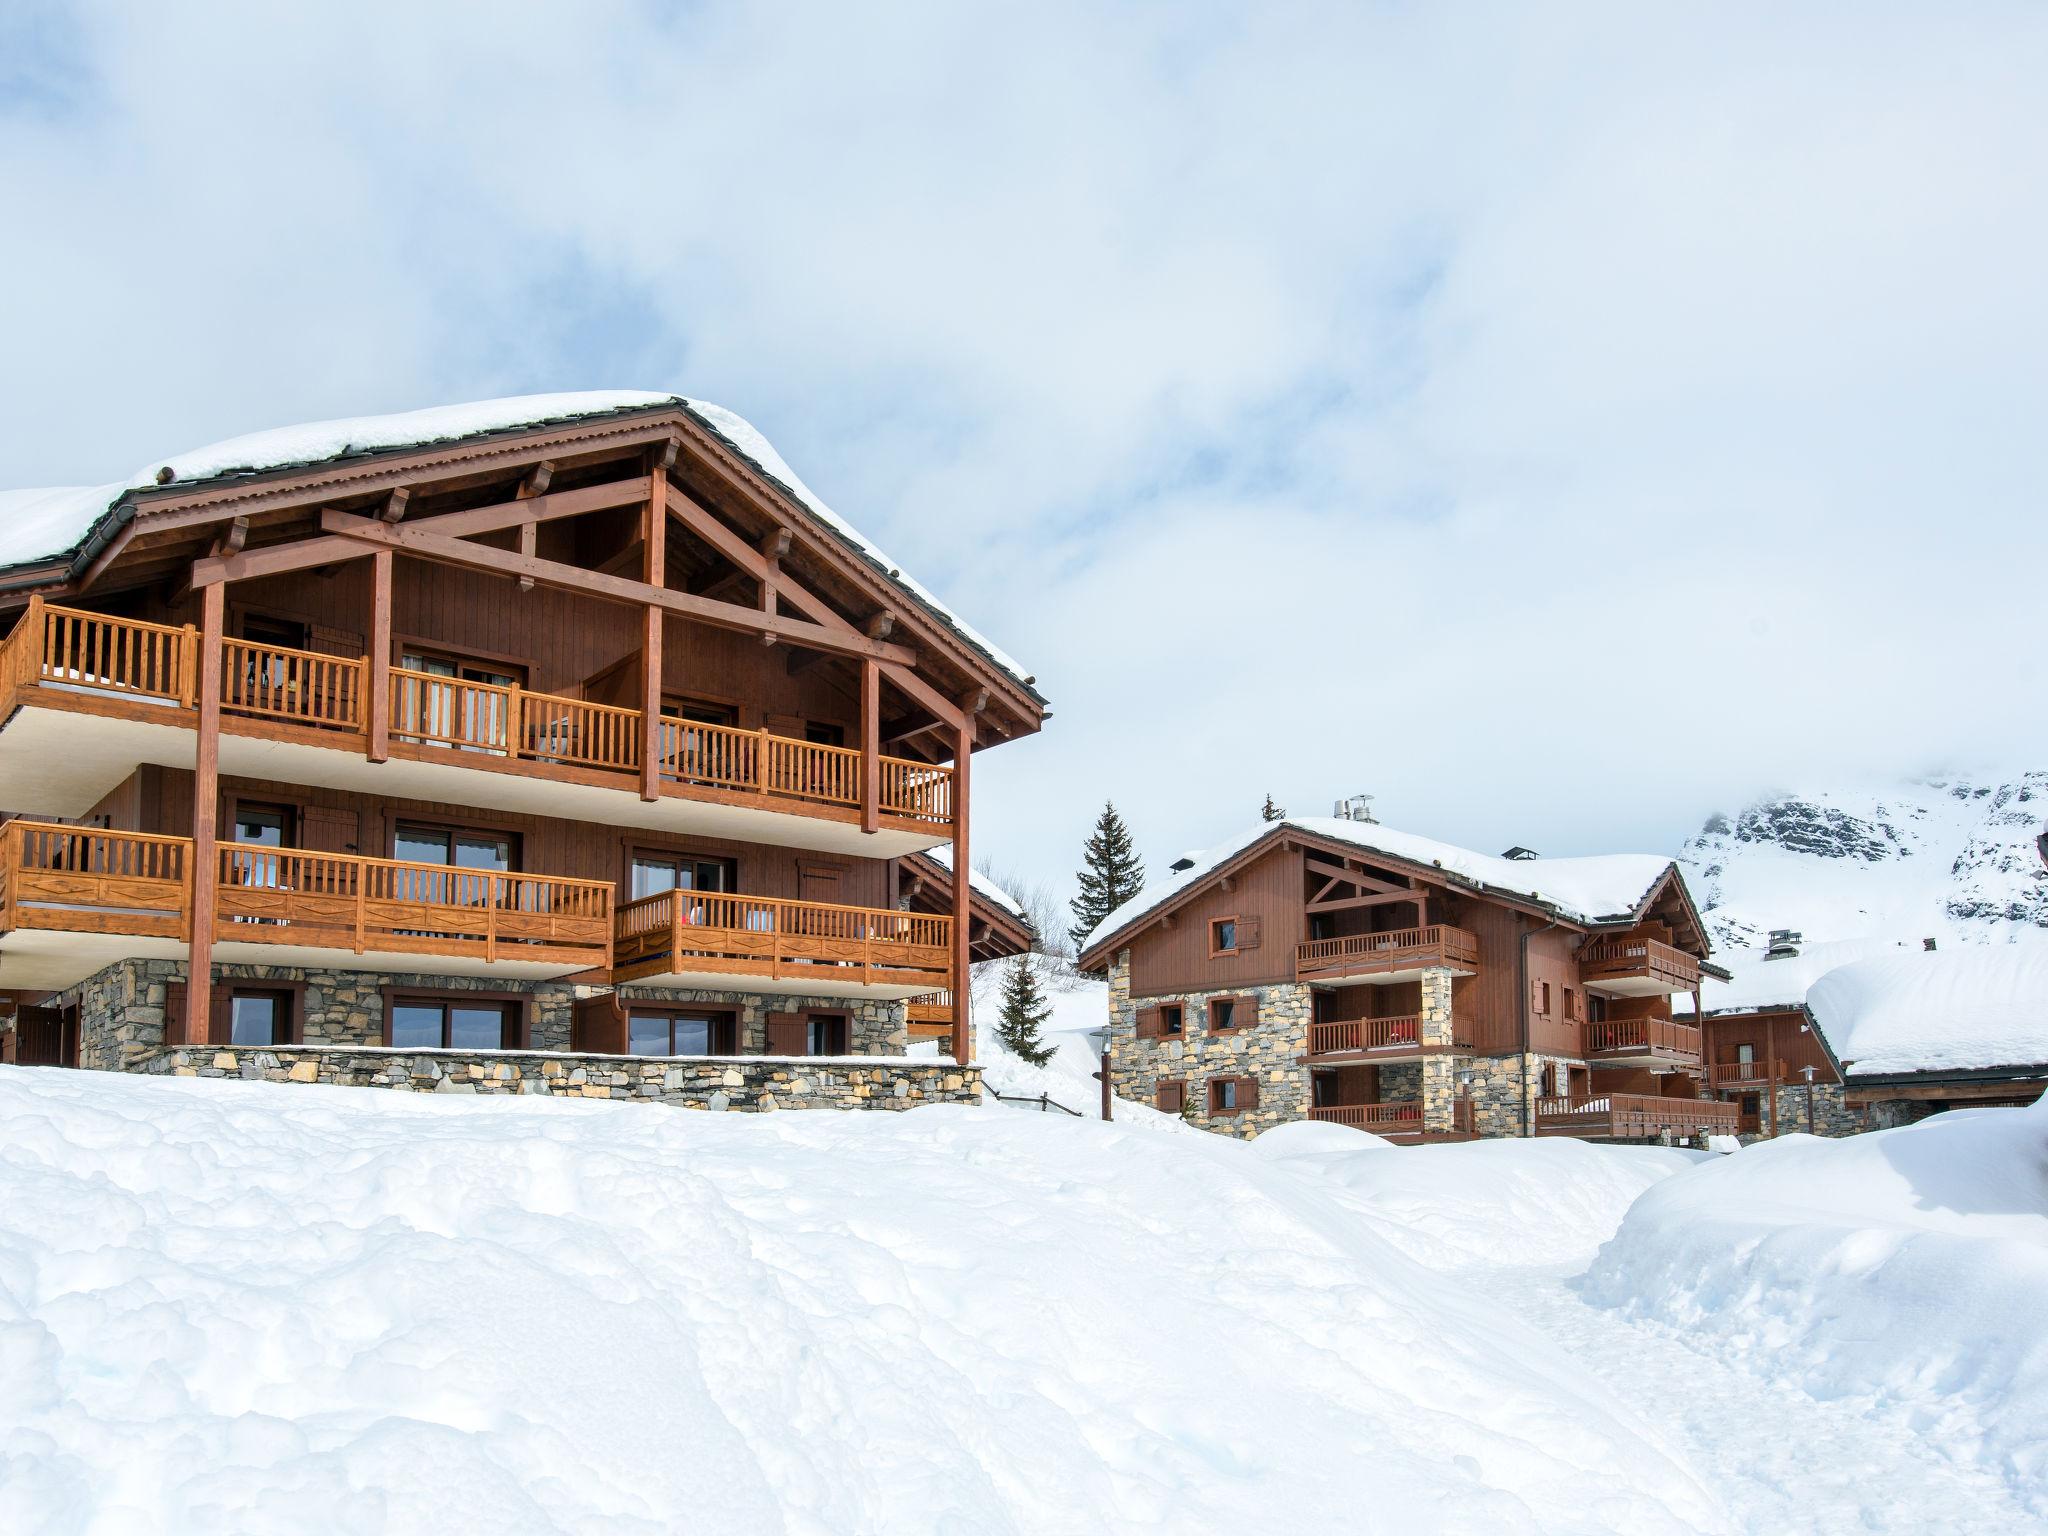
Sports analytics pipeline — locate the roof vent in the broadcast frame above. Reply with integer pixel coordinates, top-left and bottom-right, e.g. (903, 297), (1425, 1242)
(1169, 855), (1198, 874)
(1923, 936), (1938, 951)
(1501, 846), (1540, 861)
(1764, 928), (1802, 961)
(1332, 794), (1377, 824)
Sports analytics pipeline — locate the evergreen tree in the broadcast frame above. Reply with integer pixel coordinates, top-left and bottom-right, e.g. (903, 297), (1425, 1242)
(1069, 800), (1147, 965)
(994, 954), (1055, 1066)
(1260, 793), (1287, 822)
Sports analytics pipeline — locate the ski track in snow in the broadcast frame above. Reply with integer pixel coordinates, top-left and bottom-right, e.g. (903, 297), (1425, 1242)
(1472, 1263), (2034, 1536)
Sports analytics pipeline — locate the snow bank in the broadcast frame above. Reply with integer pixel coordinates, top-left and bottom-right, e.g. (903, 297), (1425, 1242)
(0, 1066), (1718, 1534)
(1679, 936), (1926, 1016)
(1808, 947), (2048, 1076)
(1256, 1131), (1703, 1272)
(1585, 1101), (2048, 1513)
(1084, 817), (1674, 954)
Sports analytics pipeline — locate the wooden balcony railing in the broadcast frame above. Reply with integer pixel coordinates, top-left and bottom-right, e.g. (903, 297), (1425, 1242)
(1709, 1057), (1789, 1088)
(1584, 1017), (1702, 1059)
(907, 992), (954, 1037)
(1310, 1101), (1424, 1133)
(1305, 1014), (1476, 1055)
(1534, 1093), (1738, 1140)
(613, 889), (952, 990)
(0, 602), (955, 830)
(217, 845), (612, 966)
(1579, 936), (1702, 992)
(0, 822), (191, 939)
(1296, 924), (1480, 980)
(0, 822), (611, 970)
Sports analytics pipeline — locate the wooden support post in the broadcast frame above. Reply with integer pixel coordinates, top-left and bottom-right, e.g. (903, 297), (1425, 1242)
(367, 548), (392, 762)
(949, 718), (973, 1066)
(1765, 1014), (1778, 1137)
(186, 581), (224, 1046)
(860, 656), (880, 834)
(640, 449), (669, 801)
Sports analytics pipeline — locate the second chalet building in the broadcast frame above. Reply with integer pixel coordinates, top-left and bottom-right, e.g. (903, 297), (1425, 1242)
(1078, 809), (1738, 1143)
(0, 393), (1043, 1108)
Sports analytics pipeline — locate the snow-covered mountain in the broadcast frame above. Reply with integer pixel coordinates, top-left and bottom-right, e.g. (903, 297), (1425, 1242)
(1679, 771), (2048, 951)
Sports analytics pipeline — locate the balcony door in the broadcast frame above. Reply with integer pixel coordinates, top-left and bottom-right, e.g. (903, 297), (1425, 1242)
(224, 801), (297, 901)
(396, 648), (523, 753)
(392, 822), (516, 909)
(631, 850), (741, 928)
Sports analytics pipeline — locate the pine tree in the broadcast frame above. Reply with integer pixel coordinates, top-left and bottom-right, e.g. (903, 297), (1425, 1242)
(994, 954), (1055, 1066)
(1069, 800), (1147, 965)
(1260, 793), (1287, 822)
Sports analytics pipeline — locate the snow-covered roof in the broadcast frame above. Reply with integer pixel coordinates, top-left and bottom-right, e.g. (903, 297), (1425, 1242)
(923, 845), (1027, 921)
(1680, 937), (1929, 1017)
(1807, 947), (2048, 1078)
(1081, 816), (1680, 956)
(0, 390), (1034, 692)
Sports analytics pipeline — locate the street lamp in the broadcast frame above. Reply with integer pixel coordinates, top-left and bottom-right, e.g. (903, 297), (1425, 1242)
(1800, 1063), (1817, 1134)
(1086, 1024), (1114, 1122)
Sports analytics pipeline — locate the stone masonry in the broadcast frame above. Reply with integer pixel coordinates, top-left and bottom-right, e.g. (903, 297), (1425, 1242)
(1105, 949), (1311, 1140)
(140, 1045), (978, 1111)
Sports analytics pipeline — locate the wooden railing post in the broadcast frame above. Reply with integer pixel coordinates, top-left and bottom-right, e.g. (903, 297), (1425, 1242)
(485, 874), (499, 964)
(367, 548), (392, 762)
(353, 864), (368, 954)
(859, 656), (880, 835)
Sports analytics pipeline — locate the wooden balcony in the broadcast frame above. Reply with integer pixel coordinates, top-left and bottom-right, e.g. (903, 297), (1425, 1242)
(1295, 924), (1480, 985)
(1579, 935), (1702, 996)
(1534, 1093), (1738, 1142)
(1304, 1013), (1473, 1060)
(906, 994), (954, 1039)
(613, 889), (951, 998)
(0, 822), (613, 990)
(0, 602), (954, 855)
(1583, 1016), (1702, 1063)
(1307, 1099), (1474, 1141)
(1709, 1057), (1789, 1089)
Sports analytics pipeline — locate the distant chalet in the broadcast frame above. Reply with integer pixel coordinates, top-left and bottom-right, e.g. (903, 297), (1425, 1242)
(0, 392), (1041, 1109)
(1079, 814), (1739, 1143)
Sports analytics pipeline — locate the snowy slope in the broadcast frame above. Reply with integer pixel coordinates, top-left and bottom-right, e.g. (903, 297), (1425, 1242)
(0, 1065), (1720, 1535)
(1585, 1100), (2048, 1518)
(1679, 771), (2048, 950)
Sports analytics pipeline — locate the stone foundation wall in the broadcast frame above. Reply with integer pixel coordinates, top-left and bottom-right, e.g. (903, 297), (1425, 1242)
(1766, 1082), (1862, 1136)
(1105, 950), (1309, 1140)
(140, 1045), (978, 1110)
(1859, 1095), (1937, 1132)
(57, 959), (910, 1082)
(1463, 1052), (1583, 1137)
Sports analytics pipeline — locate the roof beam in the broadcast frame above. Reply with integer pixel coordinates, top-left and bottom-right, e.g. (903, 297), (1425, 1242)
(316, 510), (919, 665)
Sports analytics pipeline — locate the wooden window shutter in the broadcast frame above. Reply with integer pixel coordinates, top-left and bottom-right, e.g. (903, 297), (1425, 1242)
(309, 624), (365, 659)
(1236, 915), (1261, 950)
(1135, 1005), (1160, 1040)
(1157, 1080), (1184, 1113)
(765, 1011), (807, 1056)
(164, 982), (187, 1047)
(573, 995), (624, 1054)
(1237, 993), (1259, 1028)
(301, 806), (360, 855)
(209, 990), (233, 1048)
(1239, 1074), (1260, 1111)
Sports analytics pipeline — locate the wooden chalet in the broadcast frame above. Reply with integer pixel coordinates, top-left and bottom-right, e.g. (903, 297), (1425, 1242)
(1077, 813), (1738, 1143)
(0, 393), (1044, 1105)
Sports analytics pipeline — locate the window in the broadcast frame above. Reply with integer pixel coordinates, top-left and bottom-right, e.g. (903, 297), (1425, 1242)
(1563, 987), (1578, 1022)
(1208, 998), (1237, 1033)
(627, 1009), (736, 1057)
(225, 802), (297, 896)
(229, 990), (291, 1047)
(630, 851), (736, 902)
(1736, 1043), (1756, 1065)
(807, 1013), (850, 1055)
(1588, 993), (1609, 1023)
(240, 613), (309, 651)
(395, 648), (525, 753)
(1537, 981), (1553, 1016)
(1539, 1061), (1560, 1097)
(1156, 1080), (1186, 1114)
(803, 721), (847, 748)
(1159, 1004), (1184, 1036)
(388, 997), (517, 1050)
(1207, 1076), (1259, 1116)
(1211, 917), (1239, 955)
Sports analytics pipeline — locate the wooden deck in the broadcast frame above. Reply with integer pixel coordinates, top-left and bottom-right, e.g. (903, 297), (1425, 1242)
(1579, 935), (1701, 995)
(1295, 924), (1480, 983)
(1708, 1057), (1789, 1089)
(1534, 1092), (1738, 1141)
(0, 601), (954, 838)
(612, 888), (952, 996)
(0, 823), (613, 981)
(906, 995), (954, 1039)
(1584, 1016), (1702, 1062)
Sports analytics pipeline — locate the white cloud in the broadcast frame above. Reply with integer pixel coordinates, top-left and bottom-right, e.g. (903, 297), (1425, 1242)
(3, 1), (2044, 896)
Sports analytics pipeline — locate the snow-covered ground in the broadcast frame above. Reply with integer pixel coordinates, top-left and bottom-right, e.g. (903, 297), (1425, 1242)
(1, 1064), (2042, 1534)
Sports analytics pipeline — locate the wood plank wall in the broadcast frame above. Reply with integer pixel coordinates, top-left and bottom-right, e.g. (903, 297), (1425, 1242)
(1126, 844), (1302, 995)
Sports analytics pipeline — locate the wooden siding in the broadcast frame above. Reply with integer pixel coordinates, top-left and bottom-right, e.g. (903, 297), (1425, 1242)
(1702, 1007), (1840, 1084)
(1127, 843), (1301, 995)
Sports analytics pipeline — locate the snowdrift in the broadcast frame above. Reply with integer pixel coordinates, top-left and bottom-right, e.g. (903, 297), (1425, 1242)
(0, 1066), (1716, 1535)
(1585, 1099), (2048, 1514)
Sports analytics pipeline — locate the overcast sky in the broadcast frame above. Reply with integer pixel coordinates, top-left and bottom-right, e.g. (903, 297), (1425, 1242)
(4, 2), (2044, 901)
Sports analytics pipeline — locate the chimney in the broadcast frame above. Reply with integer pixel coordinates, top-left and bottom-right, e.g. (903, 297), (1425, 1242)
(1764, 929), (1802, 961)
(1923, 936), (1937, 951)
(1332, 794), (1376, 824)
(1501, 846), (1540, 862)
